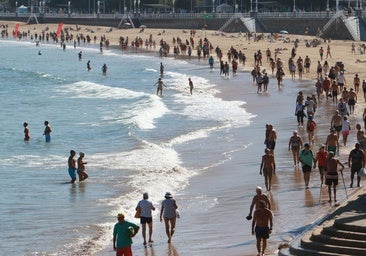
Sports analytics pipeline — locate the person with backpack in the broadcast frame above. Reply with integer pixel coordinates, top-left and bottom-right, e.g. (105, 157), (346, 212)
(306, 115), (316, 144)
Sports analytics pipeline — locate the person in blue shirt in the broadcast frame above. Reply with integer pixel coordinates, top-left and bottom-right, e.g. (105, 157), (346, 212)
(113, 213), (139, 256)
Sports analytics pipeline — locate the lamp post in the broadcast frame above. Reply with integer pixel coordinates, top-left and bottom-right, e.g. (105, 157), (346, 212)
(15, 1), (18, 17)
(293, 0), (295, 12)
(255, 0), (258, 12)
(68, 1), (71, 17)
(326, 0), (330, 11)
(133, 0), (136, 13)
(250, 0), (252, 13)
(97, 0), (100, 17)
(212, 0), (215, 13)
(172, 0), (175, 14)
(137, 0), (140, 14)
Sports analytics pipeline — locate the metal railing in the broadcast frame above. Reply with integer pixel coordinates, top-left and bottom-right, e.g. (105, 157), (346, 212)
(1, 10), (365, 20)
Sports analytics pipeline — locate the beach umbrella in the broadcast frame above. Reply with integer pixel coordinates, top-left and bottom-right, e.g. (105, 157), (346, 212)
(139, 25), (147, 28)
(280, 30), (289, 34)
(124, 22), (131, 26)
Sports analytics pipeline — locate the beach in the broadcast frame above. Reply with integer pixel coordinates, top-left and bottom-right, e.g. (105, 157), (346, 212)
(1, 21), (366, 256)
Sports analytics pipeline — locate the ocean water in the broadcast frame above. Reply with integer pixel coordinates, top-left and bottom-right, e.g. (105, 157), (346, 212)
(0, 39), (255, 255)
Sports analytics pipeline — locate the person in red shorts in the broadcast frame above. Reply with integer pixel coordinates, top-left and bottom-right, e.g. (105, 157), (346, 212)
(113, 213), (139, 256)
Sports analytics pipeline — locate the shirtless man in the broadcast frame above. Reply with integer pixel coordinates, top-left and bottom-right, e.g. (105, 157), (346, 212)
(23, 122), (30, 141)
(325, 151), (345, 202)
(252, 200), (273, 256)
(330, 110), (342, 139)
(260, 148), (276, 191)
(68, 150), (77, 184)
(188, 78), (194, 95)
(247, 186), (271, 220)
(264, 124), (277, 154)
(326, 129), (339, 155)
(347, 88), (357, 114)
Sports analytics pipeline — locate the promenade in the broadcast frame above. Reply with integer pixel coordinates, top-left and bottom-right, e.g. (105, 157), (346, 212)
(279, 187), (366, 255)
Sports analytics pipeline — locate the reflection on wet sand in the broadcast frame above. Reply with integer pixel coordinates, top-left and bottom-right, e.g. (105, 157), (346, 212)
(143, 244), (179, 256)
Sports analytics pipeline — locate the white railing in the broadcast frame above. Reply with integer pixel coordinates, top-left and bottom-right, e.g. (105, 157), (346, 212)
(0, 10), (365, 20)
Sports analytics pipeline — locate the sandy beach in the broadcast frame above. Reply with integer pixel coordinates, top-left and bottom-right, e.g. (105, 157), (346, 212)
(3, 21), (366, 255)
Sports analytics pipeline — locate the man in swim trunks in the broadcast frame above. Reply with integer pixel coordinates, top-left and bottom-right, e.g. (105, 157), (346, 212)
(348, 143), (365, 188)
(325, 151), (345, 202)
(43, 120), (52, 142)
(347, 88), (357, 114)
(326, 128), (339, 155)
(330, 110), (342, 139)
(252, 200), (273, 256)
(68, 150), (77, 184)
(260, 148), (276, 191)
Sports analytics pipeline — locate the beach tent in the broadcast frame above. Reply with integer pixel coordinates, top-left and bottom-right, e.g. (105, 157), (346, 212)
(216, 3), (234, 13)
(17, 5), (28, 14)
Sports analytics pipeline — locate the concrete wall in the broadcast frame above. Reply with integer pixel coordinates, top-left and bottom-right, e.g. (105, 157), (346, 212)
(1, 16), (364, 40)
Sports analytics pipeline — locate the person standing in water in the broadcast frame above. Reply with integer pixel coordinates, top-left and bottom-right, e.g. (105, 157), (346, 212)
(77, 152), (89, 182)
(87, 60), (91, 71)
(23, 122), (30, 141)
(43, 121), (51, 142)
(160, 62), (164, 76)
(102, 63), (107, 75)
(154, 78), (166, 97)
(188, 78), (194, 95)
(68, 150), (77, 184)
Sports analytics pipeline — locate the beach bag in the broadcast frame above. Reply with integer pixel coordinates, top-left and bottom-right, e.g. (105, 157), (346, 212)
(134, 207), (141, 218)
(358, 168), (366, 177)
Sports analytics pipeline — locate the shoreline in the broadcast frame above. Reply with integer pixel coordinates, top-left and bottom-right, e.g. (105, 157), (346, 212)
(2, 21), (366, 255)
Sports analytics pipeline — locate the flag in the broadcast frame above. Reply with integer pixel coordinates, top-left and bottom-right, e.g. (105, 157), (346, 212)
(13, 23), (19, 38)
(56, 22), (64, 38)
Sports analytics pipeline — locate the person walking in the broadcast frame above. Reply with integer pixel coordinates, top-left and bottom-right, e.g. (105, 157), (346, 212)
(313, 145), (328, 185)
(348, 143), (365, 188)
(251, 200), (273, 256)
(288, 130), (303, 166)
(113, 213), (139, 256)
(160, 192), (178, 243)
(136, 193), (156, 245)
(247, 186), (271, 220)
(299, 143), (315, 189)
(325, 151), (345, 202)
(260, 148), (276, 191)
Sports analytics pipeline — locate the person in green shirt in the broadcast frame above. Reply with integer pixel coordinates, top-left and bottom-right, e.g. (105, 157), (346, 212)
(113, 213), (140, 256)
(299, 143), (315, 189)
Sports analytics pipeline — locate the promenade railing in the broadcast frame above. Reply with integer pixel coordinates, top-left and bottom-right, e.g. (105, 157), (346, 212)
(0, 10), (365, 20)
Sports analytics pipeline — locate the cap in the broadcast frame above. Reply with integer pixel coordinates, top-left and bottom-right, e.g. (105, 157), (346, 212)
(293, 130), (298, 134)
(165, 192), (172, 198)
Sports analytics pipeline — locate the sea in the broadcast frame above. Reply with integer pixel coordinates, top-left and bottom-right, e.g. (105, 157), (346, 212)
(0, 36), (355, 256)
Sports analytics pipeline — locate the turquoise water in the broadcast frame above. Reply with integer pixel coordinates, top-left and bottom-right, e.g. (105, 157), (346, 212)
(0, 39), (254, 255)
